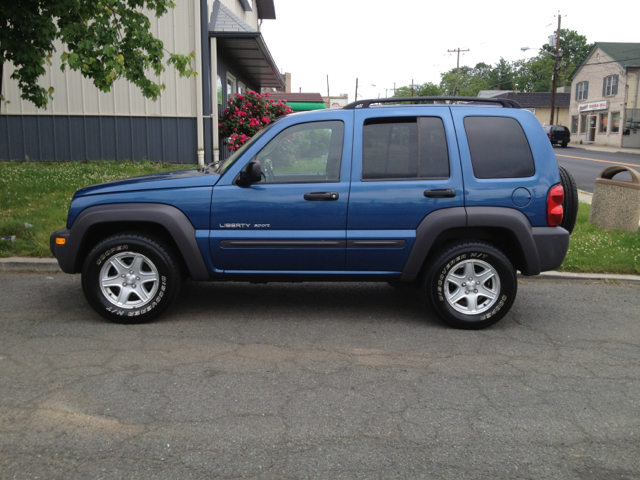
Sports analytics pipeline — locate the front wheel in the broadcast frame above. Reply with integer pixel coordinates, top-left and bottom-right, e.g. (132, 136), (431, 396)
(425, 241), (517, 329)
(81, 234), (182, 324)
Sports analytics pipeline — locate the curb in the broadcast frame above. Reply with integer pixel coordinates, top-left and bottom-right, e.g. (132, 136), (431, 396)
(2, 257), (639, 284)
(518, 271), (640, 284)
(0, 257), (62, 272)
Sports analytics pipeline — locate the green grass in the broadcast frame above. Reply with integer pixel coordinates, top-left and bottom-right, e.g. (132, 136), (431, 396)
(1, 162), (639, 275)
(558, 202), (640, 275)
(0, 160), (188, 258)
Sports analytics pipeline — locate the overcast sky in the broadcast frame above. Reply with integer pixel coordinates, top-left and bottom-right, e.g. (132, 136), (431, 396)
(260, 0), (639, 102)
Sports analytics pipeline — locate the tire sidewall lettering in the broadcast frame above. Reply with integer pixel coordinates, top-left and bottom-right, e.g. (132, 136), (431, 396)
(96, 245), (129, 266)
(110, 268), (168, 317)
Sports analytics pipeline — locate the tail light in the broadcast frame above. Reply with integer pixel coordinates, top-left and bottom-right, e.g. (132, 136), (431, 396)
(547, 184), (564, 226)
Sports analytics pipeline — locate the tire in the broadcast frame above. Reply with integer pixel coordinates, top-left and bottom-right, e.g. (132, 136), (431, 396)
(561, 141), (568, 148)
(558, 165), (578, 234)
(81, 234), (182, 324)
(425, 241), (517, 329)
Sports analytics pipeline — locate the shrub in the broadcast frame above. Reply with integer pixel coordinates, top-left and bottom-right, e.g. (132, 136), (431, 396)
(219, 90), (293, 151)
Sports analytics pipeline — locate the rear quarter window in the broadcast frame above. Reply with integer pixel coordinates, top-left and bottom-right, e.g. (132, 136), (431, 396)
(464, 116), (535, 179)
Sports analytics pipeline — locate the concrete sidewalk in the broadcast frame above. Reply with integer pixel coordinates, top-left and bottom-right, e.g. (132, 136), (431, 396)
(2, 256), (639, 283)
(568, 143), (640, 156)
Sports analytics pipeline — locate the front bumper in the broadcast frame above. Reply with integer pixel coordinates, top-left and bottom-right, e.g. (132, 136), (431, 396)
(50, 228), (75, 273)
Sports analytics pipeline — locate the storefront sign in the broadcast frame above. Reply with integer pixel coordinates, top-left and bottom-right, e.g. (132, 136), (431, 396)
(578, 101), (607, 112)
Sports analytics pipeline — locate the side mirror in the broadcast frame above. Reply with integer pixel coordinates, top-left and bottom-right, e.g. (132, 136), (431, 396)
(239, 161), (262, 184)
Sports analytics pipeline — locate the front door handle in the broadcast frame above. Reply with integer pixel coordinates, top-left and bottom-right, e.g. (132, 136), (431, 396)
(304, 191), (339, 201)
(424, 188), (456, 198)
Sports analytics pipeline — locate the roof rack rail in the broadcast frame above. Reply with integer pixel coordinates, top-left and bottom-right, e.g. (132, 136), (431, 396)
(343, 96), (522, 109)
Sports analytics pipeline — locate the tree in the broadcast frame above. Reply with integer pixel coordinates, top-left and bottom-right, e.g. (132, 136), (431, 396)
(439, 63), (493, 97)
(517, 29), (593, 92)
(394, 82), (443, 98)
(0, 0), (196, 113)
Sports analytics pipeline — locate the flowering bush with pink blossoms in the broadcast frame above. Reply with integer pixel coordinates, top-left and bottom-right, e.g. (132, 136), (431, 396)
(219, 90), (293, 151)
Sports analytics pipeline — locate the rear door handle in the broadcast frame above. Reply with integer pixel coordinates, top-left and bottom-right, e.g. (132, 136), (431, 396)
(304, 191), (339, 201)
(424, 188), (456, 198)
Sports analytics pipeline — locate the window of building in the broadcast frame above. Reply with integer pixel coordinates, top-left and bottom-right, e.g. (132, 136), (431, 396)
(255, 121), (344, 183)
(599, 113), (608, 133)
(611, 112), (621, 133)
(571, 115), (579, 134)
(464, 116), (535, 179)
(362, 117), (450, 180)
(217, 76), (222, 105)
(238, 82), (246, 94)
(576, 81), (588, 101)
(603, 75), (618, 97)
(580, 114), (587, 134)
(226, 73), (236, 100)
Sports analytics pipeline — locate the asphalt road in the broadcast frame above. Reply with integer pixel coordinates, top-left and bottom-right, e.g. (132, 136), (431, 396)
(1, 272), (639, 479)
(555, 147), (640, 193)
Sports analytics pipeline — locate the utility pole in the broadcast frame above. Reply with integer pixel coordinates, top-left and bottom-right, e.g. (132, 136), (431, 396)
(550, 12), (562, 125)
(326, 75), (330, 98)
(355, 78), (358, 103)
(448, 48), (470, 96)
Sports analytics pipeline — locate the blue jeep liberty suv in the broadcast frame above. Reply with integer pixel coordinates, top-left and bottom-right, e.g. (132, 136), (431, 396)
(51, 97), (577, 329)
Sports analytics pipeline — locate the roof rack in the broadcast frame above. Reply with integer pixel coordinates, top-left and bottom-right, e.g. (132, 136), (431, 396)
(343, 96), (522, 109)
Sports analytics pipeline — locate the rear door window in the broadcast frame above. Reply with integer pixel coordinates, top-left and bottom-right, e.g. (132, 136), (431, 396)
(464, 116), (535, 179)
(362, 117), (449, 180)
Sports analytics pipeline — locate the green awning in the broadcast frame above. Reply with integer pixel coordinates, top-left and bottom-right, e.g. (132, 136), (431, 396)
(285, 102), (326, 112)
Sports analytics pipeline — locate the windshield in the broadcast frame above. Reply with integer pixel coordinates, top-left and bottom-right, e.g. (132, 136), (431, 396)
(217, 120), (281, 174)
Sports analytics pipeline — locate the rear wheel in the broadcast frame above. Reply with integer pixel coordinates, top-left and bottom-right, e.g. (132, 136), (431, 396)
(561, 141), (568, 148)
(425, 241), (517, 329)
(558, 165), (578, 234)
(81, 234), (181, 324)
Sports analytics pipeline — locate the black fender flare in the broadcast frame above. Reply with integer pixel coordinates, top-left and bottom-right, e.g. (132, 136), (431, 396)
(50, 203), (210, 280)
(400, 206), (544, 281)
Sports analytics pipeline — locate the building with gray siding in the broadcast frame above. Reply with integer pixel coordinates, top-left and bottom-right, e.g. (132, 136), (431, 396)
(0, 0), (285, 164)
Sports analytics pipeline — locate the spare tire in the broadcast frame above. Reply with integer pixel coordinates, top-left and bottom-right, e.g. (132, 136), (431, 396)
(558, 165), (578, 234)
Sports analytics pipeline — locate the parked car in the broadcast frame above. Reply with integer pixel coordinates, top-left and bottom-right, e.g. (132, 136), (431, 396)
(543, 125), (571, 148)
(50, 96), (578, 329)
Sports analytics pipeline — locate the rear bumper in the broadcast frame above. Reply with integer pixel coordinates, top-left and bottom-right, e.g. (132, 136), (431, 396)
(531, 226), (570, 273)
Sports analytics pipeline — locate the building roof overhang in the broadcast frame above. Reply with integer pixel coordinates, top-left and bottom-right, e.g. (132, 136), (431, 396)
(209, 2), (285, 89)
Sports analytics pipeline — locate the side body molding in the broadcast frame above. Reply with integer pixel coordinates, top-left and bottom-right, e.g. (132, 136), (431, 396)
(51, 203), (210, 280)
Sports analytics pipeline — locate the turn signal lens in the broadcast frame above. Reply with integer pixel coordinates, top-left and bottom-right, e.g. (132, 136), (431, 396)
(547, 184), (564, 226)
(56, 237), (66, 245)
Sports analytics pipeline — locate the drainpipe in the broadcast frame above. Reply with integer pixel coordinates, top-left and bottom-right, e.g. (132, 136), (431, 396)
(194, 0), (205, 167)
(633, 70), (639, 123)
(211, 37), (219, 165)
